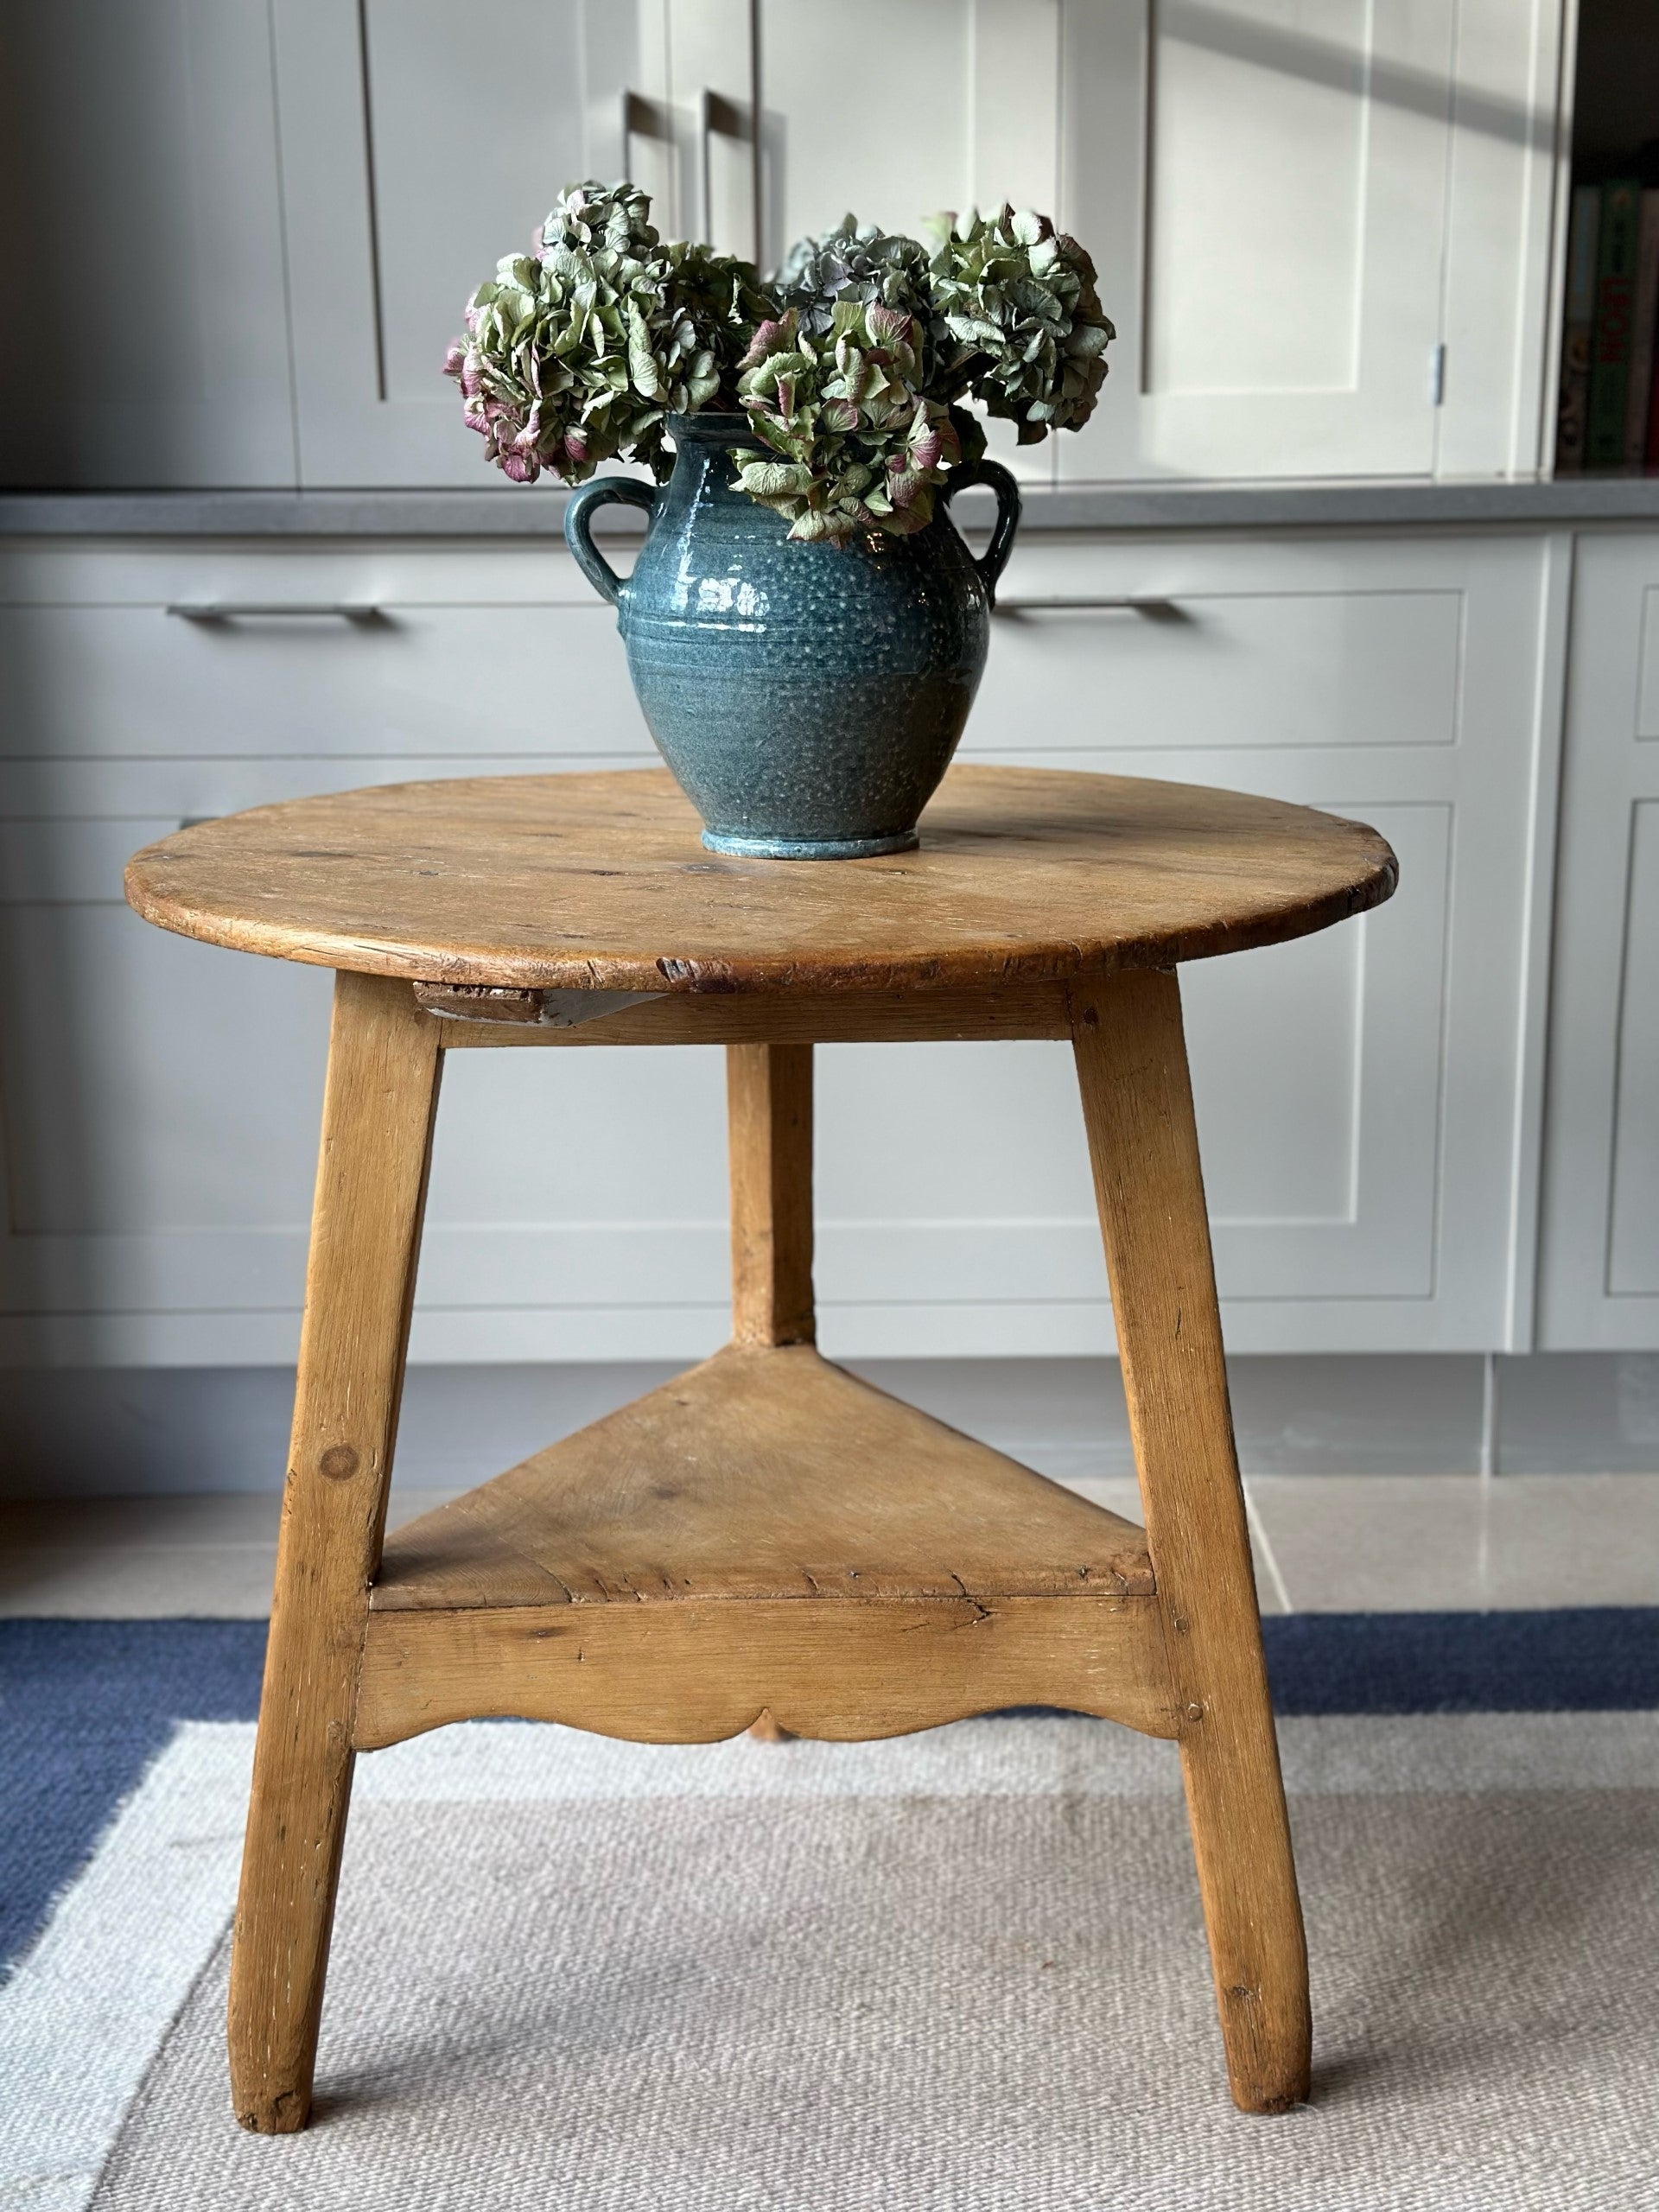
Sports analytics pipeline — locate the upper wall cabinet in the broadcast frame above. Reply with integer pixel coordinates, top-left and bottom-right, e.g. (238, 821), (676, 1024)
(0, 0), (1569, 489)
(267, 0), (1062, 488)
(1061, 0), (1566, 482)
(269, 0), (675, 487)
(270, 0), (1566, 490)
(747, 0), (1062, 483)
(0, 0), (296, 487)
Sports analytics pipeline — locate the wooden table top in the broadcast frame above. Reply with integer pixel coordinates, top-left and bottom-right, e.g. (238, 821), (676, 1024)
(124, 765), (1397, 995)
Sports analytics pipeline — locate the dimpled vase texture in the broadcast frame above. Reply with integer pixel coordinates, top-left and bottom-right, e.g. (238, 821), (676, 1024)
(563, 414), (1020, 857)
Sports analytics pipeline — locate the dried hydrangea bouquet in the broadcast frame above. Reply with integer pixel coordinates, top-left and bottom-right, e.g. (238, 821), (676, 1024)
(447, 181), (1113, 857)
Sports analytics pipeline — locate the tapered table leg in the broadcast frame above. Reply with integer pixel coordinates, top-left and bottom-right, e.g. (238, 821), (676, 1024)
(1071, 969), (1311, 2114)
(728, 1040), (813, 1742)
(727, 1040), (815, 1351)
(227, 972), (442, 2132)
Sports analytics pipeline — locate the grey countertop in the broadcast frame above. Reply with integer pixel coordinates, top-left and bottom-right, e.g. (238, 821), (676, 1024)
(5, 476), (1659, 537)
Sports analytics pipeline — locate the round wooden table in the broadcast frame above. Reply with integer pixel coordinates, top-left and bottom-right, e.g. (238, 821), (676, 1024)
(126, 764), (1396, 2133)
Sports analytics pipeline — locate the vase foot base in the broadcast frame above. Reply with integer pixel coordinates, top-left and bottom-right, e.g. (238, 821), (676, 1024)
(701, 828), (919, 861)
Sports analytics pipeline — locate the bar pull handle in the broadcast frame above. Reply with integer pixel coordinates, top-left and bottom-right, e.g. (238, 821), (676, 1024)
(165, 602), (385, 624)
(991, 595), (1185, 619)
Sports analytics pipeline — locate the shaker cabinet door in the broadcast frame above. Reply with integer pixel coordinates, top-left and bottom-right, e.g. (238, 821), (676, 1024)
(0, 544), (668, 1366)
(885, 530), (1558, 1357)
(1065, 0), (1452, 481)
(0, 0), (296, 487)
(270, 0), (669, 487)
(1058, 0), (1562, 483)
(746, 0), (1064, 484)
(1540, 535), (1659, 1351)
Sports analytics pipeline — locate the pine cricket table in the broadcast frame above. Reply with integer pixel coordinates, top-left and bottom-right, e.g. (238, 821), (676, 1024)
(124, 762), (1397, 2133)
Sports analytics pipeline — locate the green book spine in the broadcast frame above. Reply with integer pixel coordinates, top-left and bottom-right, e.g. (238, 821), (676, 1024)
(1587, 180), (1643, 469)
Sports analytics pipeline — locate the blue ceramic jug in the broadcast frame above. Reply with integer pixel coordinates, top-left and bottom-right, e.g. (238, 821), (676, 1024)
(563, 412), (1020, 858)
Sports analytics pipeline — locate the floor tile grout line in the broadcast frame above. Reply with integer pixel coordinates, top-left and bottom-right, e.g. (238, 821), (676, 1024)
(1242, 1484), (1294, 1615)
(7, 1478), (1659, 1617)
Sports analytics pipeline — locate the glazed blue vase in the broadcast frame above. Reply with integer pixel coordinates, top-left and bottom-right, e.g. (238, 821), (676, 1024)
(563, 412), (1020, 858)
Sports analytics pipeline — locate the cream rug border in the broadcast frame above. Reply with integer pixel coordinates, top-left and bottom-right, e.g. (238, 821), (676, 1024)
(3, 1711), (1656, 2212)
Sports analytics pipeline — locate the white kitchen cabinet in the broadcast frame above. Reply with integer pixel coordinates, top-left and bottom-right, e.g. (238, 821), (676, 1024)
(267, 0), (670, 487)
(749, 0), (1059, 264)
(879, 529), (1562, 1356)
(1062, 0), (1565, 483)
(0, 0), (296, 488)
(254, 0), (1566, 491)
(742, 0), (1563, 485)
(0, 531), (1559, 1365)
(1540, 532), (1659, 1351)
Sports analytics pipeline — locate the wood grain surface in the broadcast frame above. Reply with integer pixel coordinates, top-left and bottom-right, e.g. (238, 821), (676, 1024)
(370, 1344), (1154, 1612)
(359, 1342), (1173, 1750)
(434, 982), (1076, 1046)
(1071, 969), (1311, 2114)
(226, 970), (442, 2135)
(728, 1044), (816, 1348)
(124, 766), (1396, 994)
(353, 1591), (1177, 1750)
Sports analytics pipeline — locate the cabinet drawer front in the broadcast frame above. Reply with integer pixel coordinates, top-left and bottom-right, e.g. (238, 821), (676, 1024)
(971, 584), (1461, 753)
(0, 531), (1550, 1362)
(0, 595), (646, 761)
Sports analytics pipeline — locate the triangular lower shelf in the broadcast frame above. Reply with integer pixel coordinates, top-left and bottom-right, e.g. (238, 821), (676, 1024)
(372, 1343), (1154, 1615)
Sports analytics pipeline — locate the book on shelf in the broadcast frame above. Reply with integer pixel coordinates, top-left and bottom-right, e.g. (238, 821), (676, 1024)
(1586, 179), (1643, 471)
(1555, 183), (1600, 474)
(1626, 191), (1659, 467)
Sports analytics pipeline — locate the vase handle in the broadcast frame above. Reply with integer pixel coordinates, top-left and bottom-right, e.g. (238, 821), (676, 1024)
(943, 459), (1021, 607)
(563, 477), (660, 605)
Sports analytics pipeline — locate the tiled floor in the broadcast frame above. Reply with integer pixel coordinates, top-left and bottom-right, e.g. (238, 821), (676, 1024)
(3, 1473), (1656, 1617)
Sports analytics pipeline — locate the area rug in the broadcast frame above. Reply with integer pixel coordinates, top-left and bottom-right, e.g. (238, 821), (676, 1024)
(2, 1621), (1656, 2211)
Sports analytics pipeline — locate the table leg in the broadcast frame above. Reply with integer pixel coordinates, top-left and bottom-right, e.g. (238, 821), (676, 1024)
(1070, 969), (1311, 2114)
(226, 973), (442, 2132)
(728, 1042), (813, 1742)
(727, 1041), (815, 1349)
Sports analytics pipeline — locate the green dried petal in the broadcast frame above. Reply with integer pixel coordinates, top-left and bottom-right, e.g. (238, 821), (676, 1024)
(738, 459), (815, 498)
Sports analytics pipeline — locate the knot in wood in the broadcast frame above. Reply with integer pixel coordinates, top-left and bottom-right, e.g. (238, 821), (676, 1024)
(319, 1444), (360, 1483)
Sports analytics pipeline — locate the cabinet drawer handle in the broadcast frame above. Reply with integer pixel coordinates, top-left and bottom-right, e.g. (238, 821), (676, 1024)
(165, 602), (385, 624)
(992, 595), (1185, 620)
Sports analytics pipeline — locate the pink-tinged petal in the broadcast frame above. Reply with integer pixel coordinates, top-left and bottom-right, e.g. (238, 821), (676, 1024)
(867, 304), (910, 348)
(442, 343), (465, 378)
(736, 315), (791, 372)
(460, 361), (482, 400)
(500, 448), (537, 483)
(910, 427), (942, 472)
(563, 429), (589, 462)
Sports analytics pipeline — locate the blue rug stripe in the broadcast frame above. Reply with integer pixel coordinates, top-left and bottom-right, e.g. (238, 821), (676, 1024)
(3, 1611), (1655, 1974)
(0, 1622), (265, 1974)
(1265, 1608), (1659, 1715)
